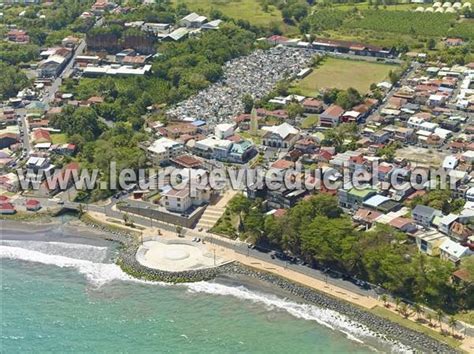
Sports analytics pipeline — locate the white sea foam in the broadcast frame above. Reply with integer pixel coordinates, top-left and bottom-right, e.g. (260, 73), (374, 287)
(1, 241), (412, 352)
(185, 282), (413, 353)
(1, 240), (109, 262)
(0, 244), (163, 287)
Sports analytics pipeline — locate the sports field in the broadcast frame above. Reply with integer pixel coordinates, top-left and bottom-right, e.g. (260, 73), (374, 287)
(173, 0), (283, 26)
(292, 57), (397, 96)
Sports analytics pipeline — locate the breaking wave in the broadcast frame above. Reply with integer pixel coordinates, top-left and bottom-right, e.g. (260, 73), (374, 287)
(186, 282), (413, 353)
(0, 242), (163, 287)
(0, 240), (412, 352)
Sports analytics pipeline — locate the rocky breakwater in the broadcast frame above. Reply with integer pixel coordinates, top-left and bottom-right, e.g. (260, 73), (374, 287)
(117, 241), (235, 283)
(224, 263), (458, 353)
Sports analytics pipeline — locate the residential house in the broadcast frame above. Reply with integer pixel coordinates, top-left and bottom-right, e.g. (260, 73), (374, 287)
(338, 187), (377, 210)
(0, 133), (19, 149)
(449, 221), (472, 242)
(25, 199), (41, 211)
(267, 188), (307, 209)
(302, 98), (324, 113)
(353, 208), (382, 228)
(439, 213), (459, 235)
(319, 105), (344, 127)
(32, 129), (51, 145)
(0, 172), (19, 192)
(388, 217), (418, 234)
(147, 137), (184, 165)
(415, 229), (448, 256)
(0, 202), (16, 215)
(294, 137), (318, 153)
(412, 204), (442, 227)
(439, 239), (472, 264)
(6, 29), (29, 43)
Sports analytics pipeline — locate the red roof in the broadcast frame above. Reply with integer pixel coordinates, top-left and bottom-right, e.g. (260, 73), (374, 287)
(0, 202), (15, 210)
(271, 159), (295, 170)
(303, 98), (323, 107)
(26, 199), (40, 206)
(0, 195), (10, 202)
(388, 217), (414, 229)
(322, 104), (344, 118)
(33, 129), (51, 142)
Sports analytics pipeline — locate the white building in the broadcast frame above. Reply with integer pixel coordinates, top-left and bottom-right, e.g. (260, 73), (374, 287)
(179, 12), (207, 28)
(214, 123), (235, 139)
(147, 137), (184, 165)
(439, 239), (472, 264)
(262, 122), (299, 148)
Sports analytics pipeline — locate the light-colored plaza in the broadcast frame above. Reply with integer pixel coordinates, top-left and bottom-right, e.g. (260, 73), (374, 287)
(136, 237), (225, 271)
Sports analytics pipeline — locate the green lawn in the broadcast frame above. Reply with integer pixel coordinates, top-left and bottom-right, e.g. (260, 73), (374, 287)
(301, 114), (319, 129)
(370, 306), (461, 349)
(173, 0), (284, 27)
(51, 133), (68, 144)
(291, 57), (397, 96)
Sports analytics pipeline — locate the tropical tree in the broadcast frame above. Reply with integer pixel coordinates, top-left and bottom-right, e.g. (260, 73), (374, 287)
(395, 297), (401, 311)
(399, 303), (409, 318)
(413, 303), (423, 321)
(78, 204), (85, 217)
(176, 225), (183, 237)
(448, 316), (457, 336)
(436, 309), (444, 330)
(381, 294), (388, 307)
(426, 313), (433, 327)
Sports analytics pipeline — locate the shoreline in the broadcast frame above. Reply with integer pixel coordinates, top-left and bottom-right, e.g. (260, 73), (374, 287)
(0, 218), (463, 352)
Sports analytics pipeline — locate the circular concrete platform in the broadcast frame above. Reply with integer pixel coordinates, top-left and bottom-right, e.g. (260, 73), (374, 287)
(136, 238), (220, 272)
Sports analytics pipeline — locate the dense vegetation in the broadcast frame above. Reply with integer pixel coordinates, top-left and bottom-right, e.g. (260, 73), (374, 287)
(1, 0), (94, 46)
(305, 8), (473, 41)
(0, 43), (39, 66)
(343, 11), (457, 37)
(0, 62), (29, 100)
(214, 194), (473, 312)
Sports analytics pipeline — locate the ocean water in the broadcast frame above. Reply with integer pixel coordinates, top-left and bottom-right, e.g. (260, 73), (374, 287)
(0, 236), (410, 353)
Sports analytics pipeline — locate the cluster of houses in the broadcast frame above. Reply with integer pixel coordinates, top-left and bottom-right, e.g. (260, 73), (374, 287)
(0, 195), (42, 215)
(146, 121), (257, 167)
(124, 12), (222, 42)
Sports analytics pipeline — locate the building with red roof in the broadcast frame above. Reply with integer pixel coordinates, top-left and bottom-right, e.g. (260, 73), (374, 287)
(0, 202), (16, 214)
(26, 199), (41, 211)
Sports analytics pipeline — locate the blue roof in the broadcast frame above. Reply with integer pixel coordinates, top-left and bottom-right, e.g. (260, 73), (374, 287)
(191, 120), (206, 126)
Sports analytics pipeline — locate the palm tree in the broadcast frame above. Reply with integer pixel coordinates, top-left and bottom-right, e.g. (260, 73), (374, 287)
(436, 309), (444, 331)
(399, 303), (409, 319)
(78, 204), (84, 217)
(413, 303), (423, 321)
(426, 313), (433, 327)
(395, 297), (401, 312)
(448, 316), (457, 336)
(176, 225), (183, 237)
(381, 294), (388, 307)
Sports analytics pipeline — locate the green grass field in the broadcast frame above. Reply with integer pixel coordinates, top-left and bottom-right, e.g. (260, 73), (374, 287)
(291, 58), (397, 96)
(173, 0), (283, 26)
(51, 133), (68, 144)
(370, 306), (461, 349)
